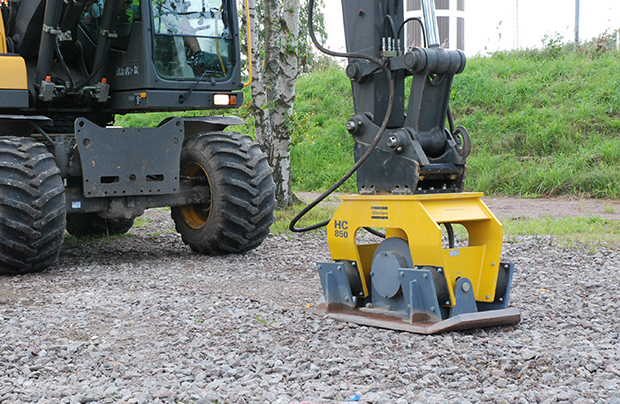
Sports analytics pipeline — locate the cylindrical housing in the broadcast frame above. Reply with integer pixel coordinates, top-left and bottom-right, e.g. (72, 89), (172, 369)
(421, 0), (440, 47)
(34, 0), (63, 84)
(91, 0), (123, 83)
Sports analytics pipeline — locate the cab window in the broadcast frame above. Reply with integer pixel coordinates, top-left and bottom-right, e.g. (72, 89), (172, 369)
(80, 0), (140, 51)
(151, 0), (234, 80)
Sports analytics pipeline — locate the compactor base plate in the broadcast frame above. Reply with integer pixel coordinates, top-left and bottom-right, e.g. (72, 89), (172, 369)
(316, 301), (520, 334)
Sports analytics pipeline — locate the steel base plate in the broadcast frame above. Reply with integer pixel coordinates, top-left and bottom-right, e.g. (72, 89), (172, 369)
(316, 302), (520, 334)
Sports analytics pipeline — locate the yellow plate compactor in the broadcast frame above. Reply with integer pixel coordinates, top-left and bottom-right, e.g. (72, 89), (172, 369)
(296, 0), (521, 334)
(316, 193), (520, 334)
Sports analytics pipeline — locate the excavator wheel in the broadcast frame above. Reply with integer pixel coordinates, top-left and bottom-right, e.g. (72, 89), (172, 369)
(66, 213), (135, 237)
(0, 137), (66, 275)
(171, 132), (276, 255)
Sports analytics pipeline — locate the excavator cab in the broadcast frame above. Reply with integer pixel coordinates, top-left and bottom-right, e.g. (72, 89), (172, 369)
(150, 0), (234, 79)
(0, 0), (242, 116)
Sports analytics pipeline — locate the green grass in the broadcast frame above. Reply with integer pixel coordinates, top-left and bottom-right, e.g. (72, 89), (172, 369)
(604, 203), (616, 213)
(133, 217), (151, 228)
(452, 43), (620, 198)
(289, 67), (357, 192)
(271, 202), (339, 235)
(503, 216), (620, 250)
(286, 42), (620, 198)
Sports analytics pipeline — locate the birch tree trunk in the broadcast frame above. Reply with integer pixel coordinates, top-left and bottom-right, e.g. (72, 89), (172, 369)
(247, 0), (300, 207)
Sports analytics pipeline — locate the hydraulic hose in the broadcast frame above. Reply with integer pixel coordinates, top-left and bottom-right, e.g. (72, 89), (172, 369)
(55, 36), (76, 92)
(396, 17), (427, 51)
(383, 14), (398, 54)
(445, 223), (455, 249)
(289, 0), (396, 233)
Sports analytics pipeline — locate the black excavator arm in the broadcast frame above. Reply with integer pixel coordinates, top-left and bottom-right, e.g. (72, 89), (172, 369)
(337, 0), (470, 194)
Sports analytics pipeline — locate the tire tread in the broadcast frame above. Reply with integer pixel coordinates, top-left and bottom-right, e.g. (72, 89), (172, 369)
(0, 137), (66, 274)
(172, 132), (276, 255)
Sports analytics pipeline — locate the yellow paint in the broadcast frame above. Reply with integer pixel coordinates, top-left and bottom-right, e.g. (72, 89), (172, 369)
(179, 162), (212, 229)
(1, 12), (27, 89)
(0, 10), (6, 53)
(0, 55), (28, 90)
(326, 193), (503, 305)
(0, 13), (7, 53)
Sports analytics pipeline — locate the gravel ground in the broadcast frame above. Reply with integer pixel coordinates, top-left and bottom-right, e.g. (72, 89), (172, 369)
(1, 208), (619, 404)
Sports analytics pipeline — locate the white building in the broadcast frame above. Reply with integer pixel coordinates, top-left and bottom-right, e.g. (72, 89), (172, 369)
(405, 0), (466, 51)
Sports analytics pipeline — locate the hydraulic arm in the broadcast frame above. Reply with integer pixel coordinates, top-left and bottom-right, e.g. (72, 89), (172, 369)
(343, 0), (469, 194)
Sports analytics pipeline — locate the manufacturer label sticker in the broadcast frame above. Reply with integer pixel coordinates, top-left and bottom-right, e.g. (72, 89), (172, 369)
(371, 206), (388, 220)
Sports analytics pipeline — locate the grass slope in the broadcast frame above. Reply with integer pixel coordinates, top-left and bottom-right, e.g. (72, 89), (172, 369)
(291, 44), (620, 197)
(454, 49), (620, 198)
(289, 67), (356, 192)
(116, 40), (620, 199)
(290, 48), (620, 197)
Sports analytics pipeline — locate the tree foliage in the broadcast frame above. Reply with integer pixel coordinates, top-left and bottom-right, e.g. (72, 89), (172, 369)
(240, 0), (327, 74)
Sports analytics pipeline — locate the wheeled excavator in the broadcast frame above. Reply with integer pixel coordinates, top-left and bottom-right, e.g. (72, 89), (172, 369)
(0, 0), (276, 274)
(1, 0), (519, 333)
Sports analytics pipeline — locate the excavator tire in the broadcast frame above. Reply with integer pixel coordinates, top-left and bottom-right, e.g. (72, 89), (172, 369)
(66, 213), (135, 237)
(171, 132), (276, 255)
(0, 137), (66, 275)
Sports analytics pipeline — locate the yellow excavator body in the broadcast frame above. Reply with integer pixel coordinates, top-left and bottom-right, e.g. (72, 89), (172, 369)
(0, 10), (5, 53)
(0, 55), (28, 90)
